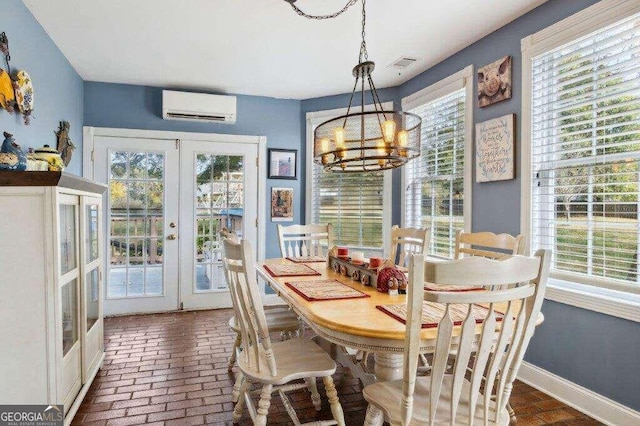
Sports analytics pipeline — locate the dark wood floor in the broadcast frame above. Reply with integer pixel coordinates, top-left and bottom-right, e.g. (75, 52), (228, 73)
(72, 309), (602, 425)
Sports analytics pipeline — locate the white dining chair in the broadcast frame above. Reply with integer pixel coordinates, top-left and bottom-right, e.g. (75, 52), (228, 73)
(454, 230), (525, 259)
(223, 238), (345, 426)
(222, 229), (300, 370)
(389, 225), (429, 268)
(277, 223), (333, 258)
(363, 250), (550, 425)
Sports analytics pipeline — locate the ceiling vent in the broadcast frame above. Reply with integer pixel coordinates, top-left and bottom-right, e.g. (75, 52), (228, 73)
(389, 56), (418, 69)
(162, 90), (237, 124)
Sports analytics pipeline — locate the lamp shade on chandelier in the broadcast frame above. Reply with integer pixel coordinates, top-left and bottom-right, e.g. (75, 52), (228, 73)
(287, 0), (422, 172)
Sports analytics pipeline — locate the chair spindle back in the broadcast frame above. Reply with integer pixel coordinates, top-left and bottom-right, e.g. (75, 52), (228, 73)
(389, 225), (429, 268)
(454, 230), (525, 260)
(402, 250), (550, 425)
(222, 238), (277, 377)
(277, 223), (333, 258)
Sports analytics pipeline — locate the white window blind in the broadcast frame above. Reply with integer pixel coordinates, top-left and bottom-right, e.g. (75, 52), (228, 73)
(405, 89), (466, 258)
(311, 166), (385, 251)
(531, 12), (640, 292)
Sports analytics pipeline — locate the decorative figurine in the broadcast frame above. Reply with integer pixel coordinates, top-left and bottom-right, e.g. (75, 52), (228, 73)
(376, 260), (408, 294)
(0, 132), (27, 170)
(56, 121), (75, 166)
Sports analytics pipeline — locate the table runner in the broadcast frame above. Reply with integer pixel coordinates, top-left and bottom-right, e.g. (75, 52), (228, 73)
(263, 263), (321, 277)
(286, 279), (370, 301)
(286, 256), (327, 263)
(376, 301), (503, 328)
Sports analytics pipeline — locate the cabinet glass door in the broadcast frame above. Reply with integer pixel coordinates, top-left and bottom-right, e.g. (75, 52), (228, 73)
(61, 279), (78, 356)
(59, 204), (77, 275)
(86, 269), (99, 331)
(86, 204), (99, 264)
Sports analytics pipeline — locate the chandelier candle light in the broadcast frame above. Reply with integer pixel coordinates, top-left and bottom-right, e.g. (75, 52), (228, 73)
(286, 0), (421, 172)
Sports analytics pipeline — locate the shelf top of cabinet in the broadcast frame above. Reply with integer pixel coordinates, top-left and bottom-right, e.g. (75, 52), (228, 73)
(0, 171), (107, 194)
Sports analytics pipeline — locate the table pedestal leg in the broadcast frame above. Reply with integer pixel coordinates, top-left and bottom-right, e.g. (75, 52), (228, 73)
(374, 352), (403, 381)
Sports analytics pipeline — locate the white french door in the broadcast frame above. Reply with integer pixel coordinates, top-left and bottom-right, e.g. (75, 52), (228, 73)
(94, 137), (180, 315)
(179, 140), (258, 309)
(91, 132), (260, 315)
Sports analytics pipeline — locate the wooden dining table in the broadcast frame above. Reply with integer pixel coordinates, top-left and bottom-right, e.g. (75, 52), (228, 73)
(256, 257), (467, 386)
(256, 257), (540, 425)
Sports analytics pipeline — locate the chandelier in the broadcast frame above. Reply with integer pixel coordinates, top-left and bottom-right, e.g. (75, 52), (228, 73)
(286, 0), (421, 172)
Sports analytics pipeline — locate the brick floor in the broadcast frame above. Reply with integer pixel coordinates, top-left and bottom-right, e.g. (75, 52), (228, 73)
(72, 309), (602, 425)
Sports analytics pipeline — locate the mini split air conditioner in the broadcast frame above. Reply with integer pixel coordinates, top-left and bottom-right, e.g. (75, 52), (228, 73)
(162, 90), (237, 124)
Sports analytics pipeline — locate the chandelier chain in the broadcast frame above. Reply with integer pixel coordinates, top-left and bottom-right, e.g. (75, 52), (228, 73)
(359, 0), (367, 63)
(286, 0), (360, 20)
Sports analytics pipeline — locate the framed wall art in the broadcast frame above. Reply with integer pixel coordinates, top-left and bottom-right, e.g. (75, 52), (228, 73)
(477, 55), (512, 107)
(268, 148), (297, 179)
(475, 114), (515, 183)
(271, 187), (294, 222)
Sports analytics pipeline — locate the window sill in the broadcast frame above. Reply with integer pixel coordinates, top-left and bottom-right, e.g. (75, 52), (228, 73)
(545, 278), (640, 323)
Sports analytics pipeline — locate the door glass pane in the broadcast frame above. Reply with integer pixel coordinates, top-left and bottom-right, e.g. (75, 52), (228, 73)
(59, 204), (77, 274)
(194, 154), (244, 292)
(86, 204), (99, 263)
(86, 269), (99, 331)
(108, 151), (165, 298)
(61, 279), (78, 356)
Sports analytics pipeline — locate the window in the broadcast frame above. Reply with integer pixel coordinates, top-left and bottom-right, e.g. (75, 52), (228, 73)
(523, 2), (640, 296)
(306, 105), (392, 255)
(402, 66), (473, 257)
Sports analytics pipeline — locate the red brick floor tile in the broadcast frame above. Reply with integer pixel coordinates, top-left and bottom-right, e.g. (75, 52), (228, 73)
(71, 309), (603, 426)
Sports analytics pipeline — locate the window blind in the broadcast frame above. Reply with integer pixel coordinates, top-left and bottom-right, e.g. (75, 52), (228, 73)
(405, 89), (466, 258)
(531, 12), (640, 290)
(311, 165), (384, 251)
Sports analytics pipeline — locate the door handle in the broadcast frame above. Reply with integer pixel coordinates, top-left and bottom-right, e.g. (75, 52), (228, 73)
(167, 234), (177, 240)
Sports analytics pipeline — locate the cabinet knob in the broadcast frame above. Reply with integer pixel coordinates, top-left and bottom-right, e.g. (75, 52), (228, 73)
(167, 234), (177, 240)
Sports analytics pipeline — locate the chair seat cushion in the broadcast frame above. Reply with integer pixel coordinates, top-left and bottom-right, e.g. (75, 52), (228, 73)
(228, 306), (299, 332)
(239, 337), (336, 385)
(363, 375), (510, 425)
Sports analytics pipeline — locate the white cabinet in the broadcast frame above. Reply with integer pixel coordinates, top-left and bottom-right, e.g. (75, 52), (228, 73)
(0, 172), (106, 425)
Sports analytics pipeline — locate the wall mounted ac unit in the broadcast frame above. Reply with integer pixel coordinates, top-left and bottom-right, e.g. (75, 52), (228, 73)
(162, 90), (237, 124)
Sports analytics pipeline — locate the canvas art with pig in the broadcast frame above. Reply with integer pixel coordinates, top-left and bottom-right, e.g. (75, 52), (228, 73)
(478, 55), (512, 107)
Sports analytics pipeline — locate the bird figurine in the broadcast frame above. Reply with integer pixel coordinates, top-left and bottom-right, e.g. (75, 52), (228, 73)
(0, 132), (27, 170)
(56, 121), (75, 167)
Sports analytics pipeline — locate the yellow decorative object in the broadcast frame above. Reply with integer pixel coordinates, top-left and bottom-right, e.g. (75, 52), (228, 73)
(0, 69), (14, 112)
(33, 144), (65, 171)
(48, 156), (64, 171)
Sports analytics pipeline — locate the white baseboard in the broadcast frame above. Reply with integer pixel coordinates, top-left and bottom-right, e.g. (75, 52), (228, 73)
(518, 361), (640, 426)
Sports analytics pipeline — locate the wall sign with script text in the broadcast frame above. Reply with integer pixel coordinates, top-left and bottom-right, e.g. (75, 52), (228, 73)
(475, 114), (515, 183)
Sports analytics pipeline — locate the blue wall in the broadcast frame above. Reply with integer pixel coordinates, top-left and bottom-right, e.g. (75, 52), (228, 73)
(0, 0), (84, 175)
(403, 0), (639, 411)
(303, 0), (640, 412)
(83, 82), (301, 259)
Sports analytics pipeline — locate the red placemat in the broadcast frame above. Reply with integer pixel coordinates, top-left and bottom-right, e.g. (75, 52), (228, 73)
(263, 263), (321, 277)
(286, 279), (370, 301)
(424, 283), (483, 292)
(376, 302), (503, 328)
(286, 256), (326, 263)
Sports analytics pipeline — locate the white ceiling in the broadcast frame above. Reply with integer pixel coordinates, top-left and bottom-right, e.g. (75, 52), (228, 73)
(24, 0), (547, 100)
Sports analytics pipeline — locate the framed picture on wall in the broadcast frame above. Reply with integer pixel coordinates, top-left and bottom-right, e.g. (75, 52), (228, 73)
(268, 149), (297, 179)
(475, 114), (515, 183)
(271, 187), (294, 222)
(477, 55), (512, 108)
